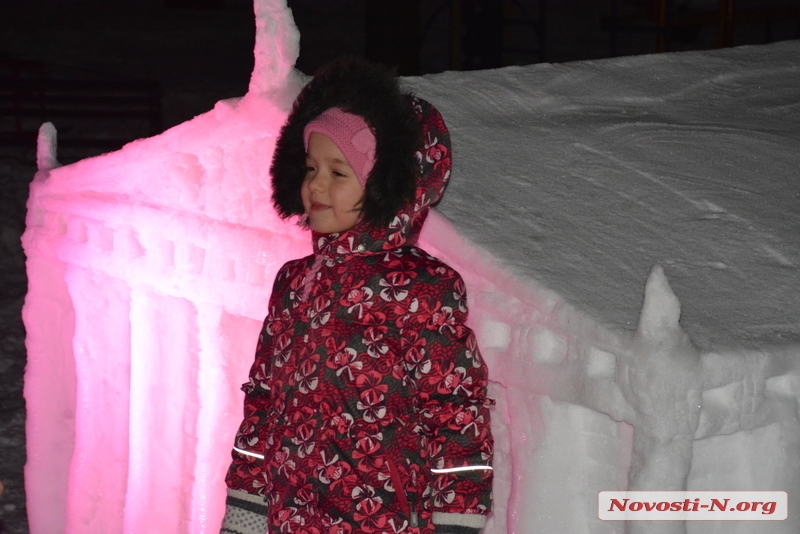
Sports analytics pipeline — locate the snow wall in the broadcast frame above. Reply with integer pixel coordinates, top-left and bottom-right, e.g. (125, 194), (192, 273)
(21, 1), (800, 533)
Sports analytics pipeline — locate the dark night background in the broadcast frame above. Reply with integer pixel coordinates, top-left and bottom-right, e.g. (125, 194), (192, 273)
(0, 1), (798, 532)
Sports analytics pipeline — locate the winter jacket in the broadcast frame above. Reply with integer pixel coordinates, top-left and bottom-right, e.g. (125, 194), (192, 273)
(224, 98), (493, 534)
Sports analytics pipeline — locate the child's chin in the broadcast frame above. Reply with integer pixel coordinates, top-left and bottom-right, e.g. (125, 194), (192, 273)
(308, 218), (359, 235)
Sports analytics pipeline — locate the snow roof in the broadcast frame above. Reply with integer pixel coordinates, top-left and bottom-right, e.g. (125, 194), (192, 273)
(406, 41), (800, 351)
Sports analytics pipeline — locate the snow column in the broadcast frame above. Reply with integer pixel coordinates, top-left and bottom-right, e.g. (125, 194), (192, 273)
(21, 1), (303, 532)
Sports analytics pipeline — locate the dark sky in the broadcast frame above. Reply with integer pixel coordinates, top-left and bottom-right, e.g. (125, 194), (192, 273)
(1, 0), (797, 152)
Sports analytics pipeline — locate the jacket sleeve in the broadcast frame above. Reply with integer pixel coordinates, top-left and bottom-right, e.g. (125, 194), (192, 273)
(224, 262), (295, 497)
(224, 314), (274, 495)
(220, 312), (275, 532)
(402, 265), (493, 525)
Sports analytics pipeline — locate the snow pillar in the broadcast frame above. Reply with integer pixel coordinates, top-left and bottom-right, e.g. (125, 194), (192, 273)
(22, 254), (76, 534)
(63, 268), (131, 533)
(625, 266), (702, 534)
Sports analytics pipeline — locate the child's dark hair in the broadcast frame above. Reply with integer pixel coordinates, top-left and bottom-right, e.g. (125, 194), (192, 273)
(270, 57), (422, 229)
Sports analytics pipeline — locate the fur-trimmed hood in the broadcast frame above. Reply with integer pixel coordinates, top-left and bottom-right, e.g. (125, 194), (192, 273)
(270, 57), (452, 254)
(271, 57), (421, 229)
(309, 96), (452, 255)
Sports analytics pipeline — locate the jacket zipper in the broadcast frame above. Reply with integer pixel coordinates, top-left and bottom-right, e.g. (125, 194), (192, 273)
(385, 455), (418, 527)
(301, 254), (325, 302)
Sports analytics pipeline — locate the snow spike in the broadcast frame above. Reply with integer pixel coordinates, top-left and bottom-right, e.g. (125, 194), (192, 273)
(37, 122), (60, 171)
(636, 264), (682, 342)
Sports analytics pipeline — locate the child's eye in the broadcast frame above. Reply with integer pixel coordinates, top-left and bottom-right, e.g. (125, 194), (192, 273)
(305, 165), (316, 173)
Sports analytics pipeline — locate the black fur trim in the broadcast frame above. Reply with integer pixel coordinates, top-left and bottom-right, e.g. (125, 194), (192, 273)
(270, 57), (422, 229)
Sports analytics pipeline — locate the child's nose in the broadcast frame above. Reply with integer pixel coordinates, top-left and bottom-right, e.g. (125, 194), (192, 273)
(306, 172), (326, 192)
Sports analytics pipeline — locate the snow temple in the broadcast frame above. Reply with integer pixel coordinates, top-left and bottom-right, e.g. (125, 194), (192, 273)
(21, 0), (800, 533)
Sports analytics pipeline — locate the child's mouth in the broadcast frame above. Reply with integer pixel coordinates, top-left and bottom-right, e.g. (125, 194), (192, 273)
(309, 202), (329, 211)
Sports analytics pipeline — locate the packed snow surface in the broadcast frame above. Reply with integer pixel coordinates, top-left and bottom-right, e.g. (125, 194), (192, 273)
(407, 41), (800, 351)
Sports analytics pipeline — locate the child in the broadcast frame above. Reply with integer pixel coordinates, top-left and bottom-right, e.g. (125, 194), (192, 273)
(222, 57), (493, 534)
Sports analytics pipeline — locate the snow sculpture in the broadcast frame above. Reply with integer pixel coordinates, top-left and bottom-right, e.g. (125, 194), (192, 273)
(22, 1), (800, 533)
(22, 2), (306, 533)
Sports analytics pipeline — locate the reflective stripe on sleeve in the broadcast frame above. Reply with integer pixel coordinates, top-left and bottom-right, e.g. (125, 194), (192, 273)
(234, 446), (265, 460)
(430, 465), (493, 474)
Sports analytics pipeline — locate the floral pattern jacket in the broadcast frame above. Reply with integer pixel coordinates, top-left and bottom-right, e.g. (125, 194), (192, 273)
(225, 98), (493, 534)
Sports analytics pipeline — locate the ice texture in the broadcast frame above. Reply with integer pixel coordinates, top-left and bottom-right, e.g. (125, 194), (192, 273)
(21, 0), (800, 532)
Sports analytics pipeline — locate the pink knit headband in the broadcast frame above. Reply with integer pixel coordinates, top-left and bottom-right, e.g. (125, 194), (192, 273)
(303, 108), (376, 188)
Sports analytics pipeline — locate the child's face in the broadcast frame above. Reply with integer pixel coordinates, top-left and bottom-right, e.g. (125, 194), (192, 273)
(302, 132), (364, 234)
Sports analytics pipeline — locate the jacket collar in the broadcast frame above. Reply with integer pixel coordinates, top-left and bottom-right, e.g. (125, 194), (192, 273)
(310, 211), (419, 257)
